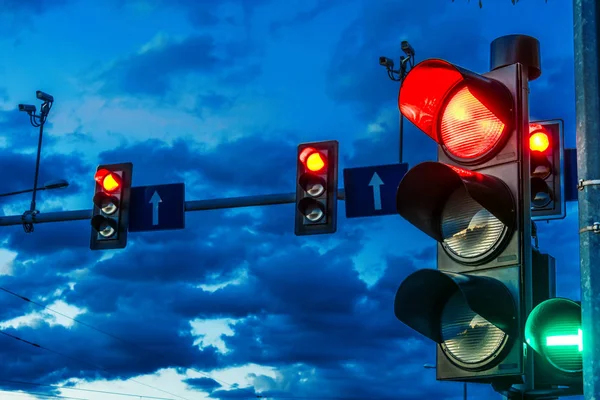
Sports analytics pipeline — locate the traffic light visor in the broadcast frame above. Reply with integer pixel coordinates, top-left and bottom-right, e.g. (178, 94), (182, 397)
(525, 298), (582, 374)
(399, 59), (513, 163)
(395, 269), (515, 366)
(397, 162), (515, 265)
(95, 169), (122, 192)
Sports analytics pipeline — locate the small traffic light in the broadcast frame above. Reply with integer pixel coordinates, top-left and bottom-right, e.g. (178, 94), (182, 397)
(524, 250), (583, 393)
(90, 162), (133, 250)
(295, 141), (338, 236)
(529, 120), (565, 220)
(393, 58), (531, 383)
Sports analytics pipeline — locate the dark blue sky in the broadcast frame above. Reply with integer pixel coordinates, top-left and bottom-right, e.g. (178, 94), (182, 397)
(0, 1), (579, 399)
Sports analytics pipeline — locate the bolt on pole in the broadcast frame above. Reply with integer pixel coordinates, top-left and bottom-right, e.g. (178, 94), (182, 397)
(573, 0), (600, 399)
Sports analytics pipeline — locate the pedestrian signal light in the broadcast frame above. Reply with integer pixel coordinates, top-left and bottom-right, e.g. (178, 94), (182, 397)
(90, 162), (133, 251)
(295, 140), (338, 236)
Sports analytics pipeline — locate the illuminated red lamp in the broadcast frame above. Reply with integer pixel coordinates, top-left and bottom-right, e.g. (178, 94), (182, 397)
(529, 124), (551, 153)
(95, 169), (122, 192)
(299, 147), (327, 173)
(398, 59), (514, 163)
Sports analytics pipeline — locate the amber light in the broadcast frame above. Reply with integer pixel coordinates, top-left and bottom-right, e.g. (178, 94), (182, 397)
(95, 169), (121, 192)
(440, 86), (507, 160)
(299, 147), (327, 173)
(530, 131), (550, 152)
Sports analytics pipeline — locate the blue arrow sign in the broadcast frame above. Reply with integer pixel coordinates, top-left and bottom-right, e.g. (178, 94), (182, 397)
(343, 163), (409, 218)
(129, 183), (185, 232)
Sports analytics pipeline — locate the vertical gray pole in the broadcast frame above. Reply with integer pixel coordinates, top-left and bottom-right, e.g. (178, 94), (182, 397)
(399, 114), (404, 163)
(573, 1), (600, 399)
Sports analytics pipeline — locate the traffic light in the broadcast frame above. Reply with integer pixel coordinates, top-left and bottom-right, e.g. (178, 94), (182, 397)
(295, 140), (338, 236)
(524, 250), (582, 393)
(529, 120), (565, 220)
(393, 59), (531, 384)
(90, 162), (133, 250)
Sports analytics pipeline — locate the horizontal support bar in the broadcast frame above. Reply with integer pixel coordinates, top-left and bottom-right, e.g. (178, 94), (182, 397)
(0, 189), (346, 227)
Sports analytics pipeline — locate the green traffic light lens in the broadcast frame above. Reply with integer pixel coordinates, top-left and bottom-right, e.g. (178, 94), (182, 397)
(525, 298), (582, 374)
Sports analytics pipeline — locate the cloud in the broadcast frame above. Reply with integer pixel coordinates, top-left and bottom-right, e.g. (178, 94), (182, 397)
(184, 377), (221, 392)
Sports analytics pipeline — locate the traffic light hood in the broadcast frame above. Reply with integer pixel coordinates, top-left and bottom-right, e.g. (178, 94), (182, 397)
(394, 269), (516, 343)
(398, 59), (513, 147)
(396, 162), (515, 243)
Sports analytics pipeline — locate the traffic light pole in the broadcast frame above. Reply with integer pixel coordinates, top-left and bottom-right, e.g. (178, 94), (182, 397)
(0, 190), (346, 227)
(573, 1), (600, 399)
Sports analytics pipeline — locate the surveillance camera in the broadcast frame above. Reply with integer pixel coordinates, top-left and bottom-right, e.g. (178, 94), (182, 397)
(401, 41), (415, 57)
(379, 56), (394, 68)
(18, 104), (36, 113)
(36, 91), (54, 103)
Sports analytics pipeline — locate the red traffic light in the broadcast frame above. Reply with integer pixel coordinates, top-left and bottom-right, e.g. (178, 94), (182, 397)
(299, 147), (326, 173)
(95, 169), (122, 192)
(529, 124), (551, 153)
(399, 59), (513, 163)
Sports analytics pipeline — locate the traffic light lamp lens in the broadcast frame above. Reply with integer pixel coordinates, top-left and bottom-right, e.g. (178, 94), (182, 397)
(91, 215), (117, 238)
(531, 177), (553, 208)
(530, 131), (550, 152)
(299, 174), (326, 198)
(298, 198), (325, 222)
(440, 85), (507, 160)
(95, 169), (122, 192)
(441, 185), (507, 260)
(441, 291), (507, 365)
(306, 152), (326, 172)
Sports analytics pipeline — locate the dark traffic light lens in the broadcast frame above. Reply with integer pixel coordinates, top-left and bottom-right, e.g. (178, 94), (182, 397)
(531, 178), (553, 208)
(298, 198), (325, 222)
(299, 174), (326, 197)
(441, 290), (506, 365)
(440, 186), (507, 261)
(91, 215), (117, 238)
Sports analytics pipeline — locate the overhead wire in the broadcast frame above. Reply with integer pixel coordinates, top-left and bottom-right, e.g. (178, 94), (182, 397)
(0, 330), (190, 400)
(0, 379), (175, 400)
(0, 388), (91, 400)
(0, 286), (262, 398)
(0, 286), (402, 400)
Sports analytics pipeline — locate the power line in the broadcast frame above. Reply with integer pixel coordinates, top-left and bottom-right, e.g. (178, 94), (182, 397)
(0, 286), (261, 398)
(0, 287), (400, 400)
(0, 330), (190, 400)
(0, 388), (91, 400)
(0, 379), (175, 400)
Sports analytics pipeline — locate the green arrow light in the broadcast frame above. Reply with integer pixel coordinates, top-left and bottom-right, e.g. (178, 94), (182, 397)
(546, 328), (583, 352)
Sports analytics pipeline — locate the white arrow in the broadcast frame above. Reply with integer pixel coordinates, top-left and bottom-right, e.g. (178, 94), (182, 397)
(149, 191), (163, 226)
(369, 172), (384, 211)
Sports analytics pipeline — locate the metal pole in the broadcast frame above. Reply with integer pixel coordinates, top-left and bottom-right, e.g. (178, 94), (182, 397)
(573, 1), (600, 399)
(0, 190), (346, 227)
(463, 382), (467, 400)
(30, 121), (45, 212)
(0, 188), (35, 198)
(399, 113), (404, 164)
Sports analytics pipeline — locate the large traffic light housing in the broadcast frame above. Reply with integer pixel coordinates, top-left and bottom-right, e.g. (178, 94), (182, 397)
(295, 140), (338, 236)
(393, 59), (531, 384)
(529, 120), (565, 220)
(90, 162), (133, 250)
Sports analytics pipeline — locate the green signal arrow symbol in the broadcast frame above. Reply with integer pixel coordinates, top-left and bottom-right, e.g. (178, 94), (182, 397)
(545, 328), (583, 352)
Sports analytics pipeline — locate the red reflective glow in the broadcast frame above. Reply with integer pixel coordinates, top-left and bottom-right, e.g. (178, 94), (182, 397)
(440, 86), (506, 159)
(448, 165), (482, 180)
(95, 169), (121, 192)
(299, 147), (327, 173)
(530, 131), (550, 152)
(398, 60), (463, 142)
